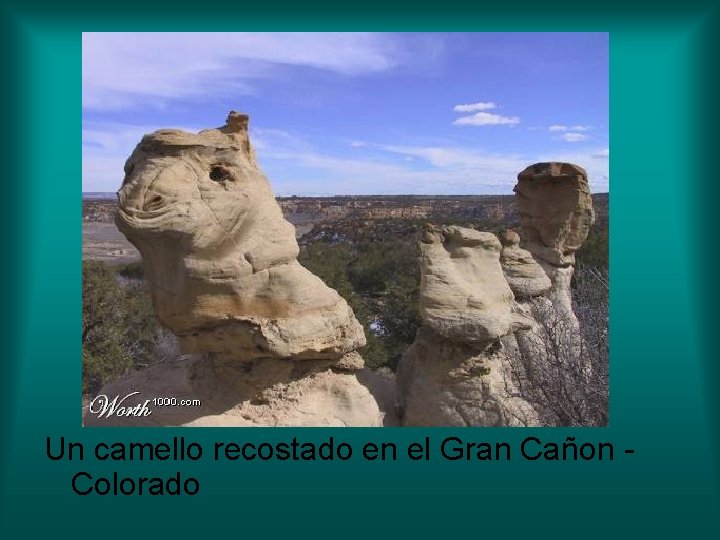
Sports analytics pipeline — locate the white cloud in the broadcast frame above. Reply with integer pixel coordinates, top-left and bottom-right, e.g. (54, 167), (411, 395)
(592, 148), (609, 158)
(83, 120), (609, 196)
(378, 144), (523, 170)
(350, 141), (367, 147)
(82, 121), (201, 191)
(271, 133), (609, 195)
(453, 101), (497, 113)
(549, 124), (592, 132)
(264, 139), (609, 195)
(251, 127), (311, 153)
(560, 132), (590, 142)
(83, 33), (422, 110)
(453, 112), (520, 126)
(254, 134), (532, 194)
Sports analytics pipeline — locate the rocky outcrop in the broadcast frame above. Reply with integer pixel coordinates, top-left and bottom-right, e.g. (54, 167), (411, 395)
(397, 162), (595, 427)
(84, 354), (383, 427)
(499, 230), (551, 299)
(514, 162), (594, 331)
(397, 224), (539, 427)
(85, 112), (383, 427)
(398, 327), (538, 427)
(115, 111), (364, 360)
(514, 162), (594, 267)
(507, 163), (596, 393)
(84, 134), (596, 428)
(419, 226), (531, 342)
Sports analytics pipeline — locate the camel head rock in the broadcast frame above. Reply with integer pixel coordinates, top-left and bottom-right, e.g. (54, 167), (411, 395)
(514, 162), (595, 266)
(419, 225), (531, 343)
(115, 111), (365, 360)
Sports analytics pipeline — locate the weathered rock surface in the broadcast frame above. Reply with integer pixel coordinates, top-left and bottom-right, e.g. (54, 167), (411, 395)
(398, 327), (538, 426)
(514, 162), (595, 333)
(85, 112), (385, 427)
(508, 162), (596, 387)
(84, 355), (384, 427)
(115, 111), (365, 360)
(398, 224), (539, 427)
(88, 131), (598, 428)
(499, 229), (551, 299)
(398, 162), (595, 427)
(419, 225), (530, 343)
(514, 162), (594, 267)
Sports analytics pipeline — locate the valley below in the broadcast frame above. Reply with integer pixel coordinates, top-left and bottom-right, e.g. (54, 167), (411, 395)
(83, 193), (608, 265)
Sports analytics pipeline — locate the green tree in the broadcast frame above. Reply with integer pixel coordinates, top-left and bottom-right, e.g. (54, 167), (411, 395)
(82, 260), (159, 394)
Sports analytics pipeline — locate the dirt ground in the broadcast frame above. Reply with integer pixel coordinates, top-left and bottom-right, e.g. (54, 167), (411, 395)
(82, 222), (140, 264)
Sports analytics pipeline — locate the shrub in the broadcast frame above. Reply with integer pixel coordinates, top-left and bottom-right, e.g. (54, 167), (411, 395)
(299, 233), (422, 370)
(504, 264), (609, 426)
(82, 260), (161, 395)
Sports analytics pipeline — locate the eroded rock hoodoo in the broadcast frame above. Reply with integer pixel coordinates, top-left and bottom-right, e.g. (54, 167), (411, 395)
(115, 111), (364, 360)
(84, 128), (595, 428)
(397, 162), (595, 427)
(396, 225), (539, 427)
(506, 163), (596, 388)
(513, 162), (594, 268)
(85, 112), (383, 427)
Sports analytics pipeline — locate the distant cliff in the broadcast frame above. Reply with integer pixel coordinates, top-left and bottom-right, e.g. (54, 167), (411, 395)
(83, 193), (608, 226)
(278, 195), (517, 224)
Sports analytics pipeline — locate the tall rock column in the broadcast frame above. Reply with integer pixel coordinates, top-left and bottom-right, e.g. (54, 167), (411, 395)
(396, 226), (539, 427)
(509, 162), (596, 382)
(514, 162), (595, 326)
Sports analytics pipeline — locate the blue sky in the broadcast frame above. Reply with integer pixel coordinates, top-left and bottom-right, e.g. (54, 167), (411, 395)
(82, 32), (609, 195)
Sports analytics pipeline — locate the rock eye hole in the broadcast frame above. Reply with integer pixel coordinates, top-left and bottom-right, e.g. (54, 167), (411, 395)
(210, 166), (232, 182)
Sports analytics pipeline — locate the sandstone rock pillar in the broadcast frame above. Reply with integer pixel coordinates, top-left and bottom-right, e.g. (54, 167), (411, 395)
(84, 112), (383, 427)
(511, 162), (596, 382)
(396, 225), (539, 427)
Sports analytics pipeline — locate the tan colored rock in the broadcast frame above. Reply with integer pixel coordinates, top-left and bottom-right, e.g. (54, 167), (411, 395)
(94, 112), (385, 427)
(509, 162), (595, 390)
(116, 112), (365, 360)
(512, 162), (595, 358)
(397, 328), (539, 427)
(419, 225), (531, 343)
(397, 163), (597, 426)
(397, 225), (538, 426)
(514, 162), (595, 266)
(499, 229), (551, 299)
(83, 356), (383, 427)
(333, 351), (366, 371)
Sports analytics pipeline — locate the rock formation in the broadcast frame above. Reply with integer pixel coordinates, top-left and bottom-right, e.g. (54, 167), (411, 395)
(397, 162), (595, 427)
(83, 124), (596, 429)
(85, 112), (385, 427)
(499, 230), (551, 299)
(115, 111), (364, 360)
(513, 162), (594, 267)
(509, 163), (595, 382)
(514, 162), (594, 329)
(397, 225), (539, 427)
(419, 226), (531, 343)
(84, 354), (385, 427)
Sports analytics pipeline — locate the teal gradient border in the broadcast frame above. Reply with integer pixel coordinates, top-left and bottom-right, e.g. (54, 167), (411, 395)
(2, 2), (720, 536)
